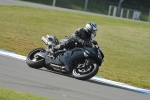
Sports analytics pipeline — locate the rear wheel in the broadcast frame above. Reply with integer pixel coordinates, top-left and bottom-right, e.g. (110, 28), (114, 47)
(26, 48), (46, 69)
(72, 60), (99, 80)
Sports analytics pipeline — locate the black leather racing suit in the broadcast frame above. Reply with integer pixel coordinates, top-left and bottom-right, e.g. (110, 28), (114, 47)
(54, 28), (93, 50)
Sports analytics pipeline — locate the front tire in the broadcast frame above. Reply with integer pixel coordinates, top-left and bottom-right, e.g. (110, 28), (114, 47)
(26, 48), (46, 69)
(72, 62), (99, 80)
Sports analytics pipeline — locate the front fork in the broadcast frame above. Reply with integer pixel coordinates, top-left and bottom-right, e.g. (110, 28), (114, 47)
(78, 58), (92, 69)
(81, 58), (92, 68)
(76, 58), (93, 73)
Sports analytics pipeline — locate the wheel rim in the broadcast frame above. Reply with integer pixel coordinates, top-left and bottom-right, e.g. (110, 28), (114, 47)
(29, 49), (45, 62)
(73, 63), (94, 75)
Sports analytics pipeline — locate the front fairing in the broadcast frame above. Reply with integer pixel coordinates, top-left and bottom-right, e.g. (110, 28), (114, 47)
(83, 47), (98, 56)
(58, 47), (103, 72)
(58, 48), (84, 72)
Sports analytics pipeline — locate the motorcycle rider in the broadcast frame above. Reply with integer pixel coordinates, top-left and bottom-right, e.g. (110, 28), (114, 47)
(50, 22), (98, 55)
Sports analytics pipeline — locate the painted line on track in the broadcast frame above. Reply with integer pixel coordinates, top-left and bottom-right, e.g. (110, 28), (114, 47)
(0, 49), (150, 95)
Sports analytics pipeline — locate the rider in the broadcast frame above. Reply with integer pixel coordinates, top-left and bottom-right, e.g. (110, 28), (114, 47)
(50, 22), (98, 55)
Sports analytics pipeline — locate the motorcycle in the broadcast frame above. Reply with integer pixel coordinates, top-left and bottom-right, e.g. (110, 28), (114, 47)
(26, 35), (104, 80)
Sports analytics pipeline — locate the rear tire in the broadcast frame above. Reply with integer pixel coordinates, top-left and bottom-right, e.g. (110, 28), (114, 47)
(26, 48), (46, 69)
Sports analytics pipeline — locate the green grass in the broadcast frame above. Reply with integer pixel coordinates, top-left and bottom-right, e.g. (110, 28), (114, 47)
(0, 88), (53, 100)
(0, 5), (150, 91)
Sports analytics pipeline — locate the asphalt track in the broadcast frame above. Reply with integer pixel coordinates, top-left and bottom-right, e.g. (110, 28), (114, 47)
(0, 51), (150, 100)
(0, 0), (150, 100)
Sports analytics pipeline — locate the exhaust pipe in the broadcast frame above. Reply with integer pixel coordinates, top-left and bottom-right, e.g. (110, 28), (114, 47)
(41, 36), (52, 46)
(51, 64), (67, 72)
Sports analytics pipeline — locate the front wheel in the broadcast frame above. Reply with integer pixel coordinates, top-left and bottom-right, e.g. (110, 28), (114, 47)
(72, 62), (99, 80)
(26, 48), (46, 69)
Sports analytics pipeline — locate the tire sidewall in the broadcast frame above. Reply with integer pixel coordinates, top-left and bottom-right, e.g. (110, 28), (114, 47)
(26, 48), (46, 69)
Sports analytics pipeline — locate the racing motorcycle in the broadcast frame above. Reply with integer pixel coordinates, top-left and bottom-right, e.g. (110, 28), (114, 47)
(26, 35), (104, 80)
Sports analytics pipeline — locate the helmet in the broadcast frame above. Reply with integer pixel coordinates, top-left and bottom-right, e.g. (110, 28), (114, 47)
(85, 22), (98, 38)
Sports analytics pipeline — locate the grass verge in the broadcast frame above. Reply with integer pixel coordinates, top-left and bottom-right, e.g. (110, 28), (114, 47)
(0, 5), (150, 90)
(0, 88), (53, 100)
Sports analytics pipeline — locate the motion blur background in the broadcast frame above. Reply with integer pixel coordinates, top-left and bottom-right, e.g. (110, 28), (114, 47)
(21, 0), (150, 22)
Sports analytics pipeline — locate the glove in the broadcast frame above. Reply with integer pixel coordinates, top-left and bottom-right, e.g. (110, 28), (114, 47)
(91, 40), (97, 45)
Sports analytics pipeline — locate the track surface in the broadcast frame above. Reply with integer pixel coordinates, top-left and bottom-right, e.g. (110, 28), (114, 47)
(0, 55), (149, 100)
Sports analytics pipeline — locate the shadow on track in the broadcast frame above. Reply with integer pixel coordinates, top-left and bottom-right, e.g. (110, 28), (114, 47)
(37, 68), (143, 94)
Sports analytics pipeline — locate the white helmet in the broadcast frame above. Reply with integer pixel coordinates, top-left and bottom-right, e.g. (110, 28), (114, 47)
(85, 22), (98, 38)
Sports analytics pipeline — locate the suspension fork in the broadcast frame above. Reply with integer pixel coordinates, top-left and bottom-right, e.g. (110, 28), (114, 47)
(82, 58), (92, 68)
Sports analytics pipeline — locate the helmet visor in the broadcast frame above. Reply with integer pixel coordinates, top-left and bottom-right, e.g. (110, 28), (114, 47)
(92, 30), (96, 35)
(91, 30), (96, 38)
